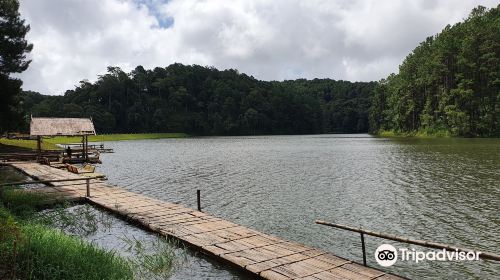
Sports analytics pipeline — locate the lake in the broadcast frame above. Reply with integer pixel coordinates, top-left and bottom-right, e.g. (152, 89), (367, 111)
(96, 134), (499, 279)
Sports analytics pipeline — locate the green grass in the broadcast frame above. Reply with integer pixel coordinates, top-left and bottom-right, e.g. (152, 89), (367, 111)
(47, 132), (189, 143)
(9, 223), (133, 280)
(0, 188), (134, 280)
(0, 186), (180, 279)
(0, 133), (188, 151)
(0, 204), (134, 280)
(0, 138), (59, 150)
(1, 187), (53, 218)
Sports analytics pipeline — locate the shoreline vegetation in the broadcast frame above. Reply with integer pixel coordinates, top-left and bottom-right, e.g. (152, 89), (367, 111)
(375, 130), (453, 138)
(0, 182), (179, 279)
(1, 131), (497, 152)
(375, 130), (500, 138)
(0, 188), (134, 279)
(0, 133), (189, 151)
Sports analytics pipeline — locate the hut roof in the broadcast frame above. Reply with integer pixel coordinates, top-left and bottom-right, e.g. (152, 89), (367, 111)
(30, 117), (96, 136)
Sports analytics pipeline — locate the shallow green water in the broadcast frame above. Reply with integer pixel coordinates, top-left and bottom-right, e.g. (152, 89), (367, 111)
(96, 134), (499, 279)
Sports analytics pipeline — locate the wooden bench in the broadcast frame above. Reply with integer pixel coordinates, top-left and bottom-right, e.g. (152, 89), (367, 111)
(39, 157), (51, 166)
(66, 164), (95, 174)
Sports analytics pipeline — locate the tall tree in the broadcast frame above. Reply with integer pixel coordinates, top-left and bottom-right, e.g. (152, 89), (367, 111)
(370, 5), (500, 137)
(0, 0), (32, 132)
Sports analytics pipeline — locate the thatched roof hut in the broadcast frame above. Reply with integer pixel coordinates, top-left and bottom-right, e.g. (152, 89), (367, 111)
(30, 117), (96, 162)
(30, 117), (95, 136)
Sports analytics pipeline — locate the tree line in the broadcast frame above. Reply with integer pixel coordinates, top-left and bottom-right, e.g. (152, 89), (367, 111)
(20, 65), (374, 135)
(369, 5), (499, 137)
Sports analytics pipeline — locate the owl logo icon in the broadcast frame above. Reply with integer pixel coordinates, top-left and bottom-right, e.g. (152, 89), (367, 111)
(375, 244), (398, 267)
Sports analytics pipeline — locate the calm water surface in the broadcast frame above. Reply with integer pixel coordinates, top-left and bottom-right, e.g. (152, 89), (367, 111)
(91, 134), (499, 279)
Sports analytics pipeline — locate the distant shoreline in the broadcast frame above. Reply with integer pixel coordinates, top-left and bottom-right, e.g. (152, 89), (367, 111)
(2, 131), (498, 152)
(0, 133), (189, 151)
(373, 130), (500, 138)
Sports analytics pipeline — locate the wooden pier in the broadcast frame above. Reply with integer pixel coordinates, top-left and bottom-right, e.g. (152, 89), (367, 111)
(3, 162), (405, 280)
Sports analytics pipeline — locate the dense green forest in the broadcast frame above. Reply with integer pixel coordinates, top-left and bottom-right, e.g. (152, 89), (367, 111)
(20, 65), (374, 135)
(369, 5), (500, 137)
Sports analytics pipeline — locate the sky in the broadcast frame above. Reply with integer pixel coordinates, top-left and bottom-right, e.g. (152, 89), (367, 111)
(17, 0), (499, 95)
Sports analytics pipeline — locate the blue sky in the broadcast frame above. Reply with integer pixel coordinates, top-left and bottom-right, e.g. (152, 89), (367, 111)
(18, 0), (499, 95)
(133, 0), (174, 28)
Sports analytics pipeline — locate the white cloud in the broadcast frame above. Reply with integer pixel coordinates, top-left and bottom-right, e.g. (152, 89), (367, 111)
(17, 0), (499, 94)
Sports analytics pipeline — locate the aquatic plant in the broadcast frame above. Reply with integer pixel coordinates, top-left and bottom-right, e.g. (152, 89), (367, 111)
(121, 234), (187, 279)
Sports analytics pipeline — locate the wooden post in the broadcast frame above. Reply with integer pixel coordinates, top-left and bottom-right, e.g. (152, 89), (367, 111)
(360, 232), (367, 266)
(86, 178), (90, 197)
(85, 135), (89, 162)
(36, 136), (41, 160)
(81, 135), (85, 161)
(197, 189), (201, 211)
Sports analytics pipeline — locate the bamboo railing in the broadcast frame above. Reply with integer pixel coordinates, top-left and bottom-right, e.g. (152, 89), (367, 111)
(316, 220), (500, 262)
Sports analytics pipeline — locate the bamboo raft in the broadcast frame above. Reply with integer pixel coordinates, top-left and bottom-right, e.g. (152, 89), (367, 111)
(3, 162), (405, 280)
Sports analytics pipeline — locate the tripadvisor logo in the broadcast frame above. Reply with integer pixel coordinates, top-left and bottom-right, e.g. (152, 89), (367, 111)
(375, 244), (398, 267)
(374, 244), (481, 267)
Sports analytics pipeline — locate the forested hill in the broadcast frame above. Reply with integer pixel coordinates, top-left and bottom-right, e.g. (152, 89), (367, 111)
(20, 64), (374, 135)
(369, 5), (500, 137)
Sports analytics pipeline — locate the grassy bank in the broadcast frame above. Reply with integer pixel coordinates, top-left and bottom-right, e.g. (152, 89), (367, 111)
(0, 189), (134, 279)
(0, 133), (188, 151)
(0, 138), (60, 150)
(375, 129), (453, 138)
(0, 182), (180, 279)
(49, 133), (189, 143)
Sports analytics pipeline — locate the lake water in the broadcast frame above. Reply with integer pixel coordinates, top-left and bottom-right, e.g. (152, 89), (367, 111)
(92, 134), (499, 279)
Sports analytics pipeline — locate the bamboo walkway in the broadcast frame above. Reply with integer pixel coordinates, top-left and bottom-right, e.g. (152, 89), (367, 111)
(5, 162), (405, 280)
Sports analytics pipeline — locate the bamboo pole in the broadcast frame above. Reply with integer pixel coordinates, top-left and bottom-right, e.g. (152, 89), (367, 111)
(315, 220), (500, 262)
(36, 136), (42, 160)
(0, 177), (101, 187)
(85, 135), (89, 162)
(86, 178), (90, 197)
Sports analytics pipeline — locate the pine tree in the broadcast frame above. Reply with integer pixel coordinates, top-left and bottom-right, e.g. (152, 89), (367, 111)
(0, 0), (33, 132)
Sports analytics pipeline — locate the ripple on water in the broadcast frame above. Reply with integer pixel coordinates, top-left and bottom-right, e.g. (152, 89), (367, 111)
(96, 135), (500, 280)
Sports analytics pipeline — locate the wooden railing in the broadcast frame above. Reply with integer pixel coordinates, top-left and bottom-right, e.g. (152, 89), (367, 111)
(316, 220), (500, 264)
(0, 177), (102, 198)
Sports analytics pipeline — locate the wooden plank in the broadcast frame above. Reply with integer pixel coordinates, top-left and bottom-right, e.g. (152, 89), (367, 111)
(260, 269), (294, 280)
(373, 274), (407, 280)
(246, 253), (311, 274)
(182, 231), (229, 246)
(327, 267), (372, 280)
(304, 271), (346, 280)
(211, 239), (253, 253)
(226, 246), (283, 263)
(340, 263), (385, 278)
(260, 243), (297, 256)
(186, 220), (239, 234)
(269, 258), (326, 278)
(234, 234), (281, 248)
(313, 254), (350, 267)
(218, 251), (257, 267)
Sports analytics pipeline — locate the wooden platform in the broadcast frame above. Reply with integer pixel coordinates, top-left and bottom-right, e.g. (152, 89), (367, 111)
(4, 162), (405, 280)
